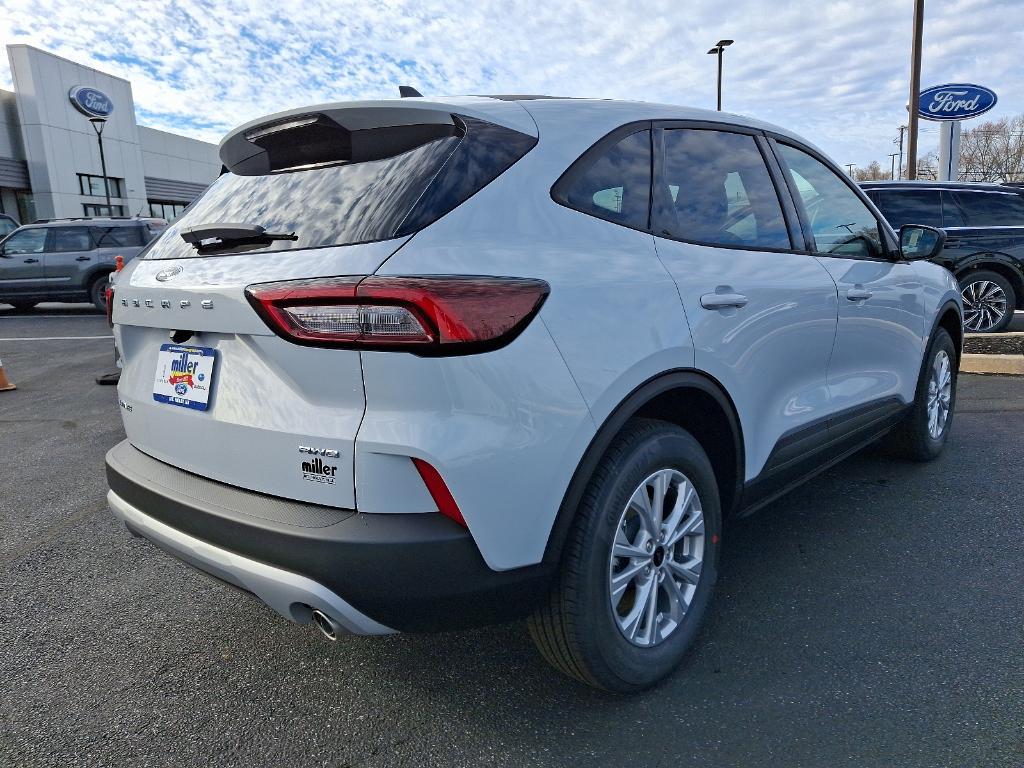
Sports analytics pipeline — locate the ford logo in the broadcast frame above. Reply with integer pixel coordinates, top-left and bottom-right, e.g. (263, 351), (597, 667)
(68, 85), (114, 118)
(155, 266), (183, 282)
(918, 83), (997, 121)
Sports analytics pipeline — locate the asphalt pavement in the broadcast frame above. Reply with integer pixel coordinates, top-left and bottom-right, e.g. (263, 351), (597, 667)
(1, 304), (1022, 768)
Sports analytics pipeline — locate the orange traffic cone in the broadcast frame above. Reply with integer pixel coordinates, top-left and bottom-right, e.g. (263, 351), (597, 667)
(0, 357), (15, 391)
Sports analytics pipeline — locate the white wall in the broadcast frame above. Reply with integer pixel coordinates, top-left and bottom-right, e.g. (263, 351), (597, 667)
(139, 126), (219, 186)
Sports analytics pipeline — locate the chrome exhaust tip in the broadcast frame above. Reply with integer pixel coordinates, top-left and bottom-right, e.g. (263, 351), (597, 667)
(311, 609), (339, 641)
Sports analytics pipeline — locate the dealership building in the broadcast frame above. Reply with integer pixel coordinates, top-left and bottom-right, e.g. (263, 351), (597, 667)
(0, 45), (219, 225)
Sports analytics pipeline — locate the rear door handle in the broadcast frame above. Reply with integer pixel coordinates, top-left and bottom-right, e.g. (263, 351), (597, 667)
(700, 292), (749, 310)
(23, 258), (39, 263)
(75, 256), (91, 261)
(845, 287), (873, 301)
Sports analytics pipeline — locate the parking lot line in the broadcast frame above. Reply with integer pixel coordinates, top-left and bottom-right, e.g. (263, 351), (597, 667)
(0, 335), (113, 341)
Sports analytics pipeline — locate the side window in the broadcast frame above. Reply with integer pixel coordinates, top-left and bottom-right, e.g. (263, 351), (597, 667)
(51, 227), (93, 252)
(776, 144), (885, 258)
(872, 190), (942, 229)
(554, 129), (651, 231)
(655, 129), (791, 249)
(92, 226), (145, 247)
(2, 228), (48, 254)
(952, 191), (1024, 226)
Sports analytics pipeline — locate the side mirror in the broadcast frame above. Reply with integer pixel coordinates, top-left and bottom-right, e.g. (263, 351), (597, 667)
(899, 224), (946, 261)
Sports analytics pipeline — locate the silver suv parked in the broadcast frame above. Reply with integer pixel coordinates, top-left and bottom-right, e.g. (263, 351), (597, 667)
(0, 217), (165, 311)
(106, 97), (962, 691)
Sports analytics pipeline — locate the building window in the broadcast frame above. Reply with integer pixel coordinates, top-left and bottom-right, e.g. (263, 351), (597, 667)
(83, 203), (127, 217)
(15, 190), (36, 224)
(78, 173), (125, 199)
(148, 200), (188, 222)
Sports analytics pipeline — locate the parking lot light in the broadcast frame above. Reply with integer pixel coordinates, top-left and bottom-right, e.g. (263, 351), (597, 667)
(707, 39), (734, 111)
(88, 117), (112, 214)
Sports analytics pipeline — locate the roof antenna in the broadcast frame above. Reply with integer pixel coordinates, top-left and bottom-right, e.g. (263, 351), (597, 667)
(399, 85), (423, 98)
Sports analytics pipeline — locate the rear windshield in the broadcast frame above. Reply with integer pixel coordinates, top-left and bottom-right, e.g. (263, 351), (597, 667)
(145, 115), (535, 260)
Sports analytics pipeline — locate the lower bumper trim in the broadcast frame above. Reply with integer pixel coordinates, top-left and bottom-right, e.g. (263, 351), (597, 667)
(108, 489), (396, 636)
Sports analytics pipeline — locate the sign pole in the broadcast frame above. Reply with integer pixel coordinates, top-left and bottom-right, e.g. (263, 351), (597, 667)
(907, 0), (925, 179)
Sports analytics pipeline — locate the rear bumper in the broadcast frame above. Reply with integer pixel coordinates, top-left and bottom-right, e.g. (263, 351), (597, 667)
(105, 440), (554, 633)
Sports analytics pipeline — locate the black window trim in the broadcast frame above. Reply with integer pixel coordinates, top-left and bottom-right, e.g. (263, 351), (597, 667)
(550, 120), (655, 237)
(651, 120), (804, 254)
(766, 134), (900, 263)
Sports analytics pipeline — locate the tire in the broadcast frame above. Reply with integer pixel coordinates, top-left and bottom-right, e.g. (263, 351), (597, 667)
(7, 300), (37, 312)
(528, 418), (722, 692)
(889, 328), (958, 461)
(959, 270), (1015, 333)
(89, 274), (112, 313)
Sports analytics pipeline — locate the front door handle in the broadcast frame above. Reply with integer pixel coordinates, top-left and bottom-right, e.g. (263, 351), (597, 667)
(701, 292), (749, 310)
(75, 256), (91, 261)
(23, 258), (39, 263)
(845, 287), (873, 301)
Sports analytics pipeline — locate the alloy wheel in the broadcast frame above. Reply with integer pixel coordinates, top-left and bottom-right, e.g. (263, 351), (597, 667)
(961, 280), (1007, 332)
(608, 468), (705, 648)
(927, 349), (953, 439)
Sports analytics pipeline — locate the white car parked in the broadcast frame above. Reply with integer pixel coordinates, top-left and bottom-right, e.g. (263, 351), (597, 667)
(106, 96), (962, 691)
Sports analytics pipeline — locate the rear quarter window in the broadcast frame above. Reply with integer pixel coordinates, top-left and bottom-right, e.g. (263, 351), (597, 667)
(952, 191), (1024, 226)
(552, 128), (652, 231)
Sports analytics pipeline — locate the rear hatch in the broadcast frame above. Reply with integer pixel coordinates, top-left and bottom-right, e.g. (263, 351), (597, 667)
(113, 98), (537, 509)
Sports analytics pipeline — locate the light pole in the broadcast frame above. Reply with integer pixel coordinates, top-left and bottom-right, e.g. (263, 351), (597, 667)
(706, 39), (734, 111)
(845, 163), (856, 179)
(88, 117), (112, 214)
(889, 152), (900, 179)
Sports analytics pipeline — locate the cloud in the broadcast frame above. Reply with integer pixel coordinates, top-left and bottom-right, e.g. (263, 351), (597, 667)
(0, 0), (1021, 166)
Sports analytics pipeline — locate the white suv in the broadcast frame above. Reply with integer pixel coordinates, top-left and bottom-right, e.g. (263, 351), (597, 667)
(106, 96), (962, 692)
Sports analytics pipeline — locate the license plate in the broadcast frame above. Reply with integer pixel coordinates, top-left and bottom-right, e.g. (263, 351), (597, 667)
(153, 343), (217, 411)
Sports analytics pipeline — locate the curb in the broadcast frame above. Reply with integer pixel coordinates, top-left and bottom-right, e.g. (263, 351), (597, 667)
(961, 353), (1024, 376)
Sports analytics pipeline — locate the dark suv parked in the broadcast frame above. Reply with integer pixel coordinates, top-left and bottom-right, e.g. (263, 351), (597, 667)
(0, 217), (165, 311)
(862, 181), (1024, 332)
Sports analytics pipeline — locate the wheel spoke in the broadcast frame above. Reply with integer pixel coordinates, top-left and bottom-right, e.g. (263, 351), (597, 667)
(667, 557), (701, 585)
(662, 569), (691, 619)
(628, 485), (657, 534)
(650, 471), (668, 530)
(621, 575), (655, 641)
(660, 479), (692, 544)
(610, 558), (650, 601)
(612, 527), (649, 559)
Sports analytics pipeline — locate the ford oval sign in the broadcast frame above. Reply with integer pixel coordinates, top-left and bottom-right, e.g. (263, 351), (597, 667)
(918, 83), (997, 121)
(68, 85), (114, 118)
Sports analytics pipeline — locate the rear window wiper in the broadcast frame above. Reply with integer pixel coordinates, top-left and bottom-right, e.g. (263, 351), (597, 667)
(180, 223), (298, 253)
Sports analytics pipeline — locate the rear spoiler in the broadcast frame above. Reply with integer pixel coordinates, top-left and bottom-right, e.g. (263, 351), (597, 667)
(220, 98), (538, 176)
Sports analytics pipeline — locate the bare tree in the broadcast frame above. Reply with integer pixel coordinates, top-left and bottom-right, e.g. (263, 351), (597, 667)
(853, 160), (892, 181)
(916, 151), (938, 180)
(958, 115), (1024, 182)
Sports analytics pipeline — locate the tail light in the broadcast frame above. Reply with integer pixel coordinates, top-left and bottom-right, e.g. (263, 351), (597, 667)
(105, 286), (115, 326)
(245, 275), (549, 355)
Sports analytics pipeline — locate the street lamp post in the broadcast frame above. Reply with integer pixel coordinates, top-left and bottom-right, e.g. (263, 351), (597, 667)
(889, 152), (900, 179)
(706, 39), (734, 111)
(88, 117), (112, 214)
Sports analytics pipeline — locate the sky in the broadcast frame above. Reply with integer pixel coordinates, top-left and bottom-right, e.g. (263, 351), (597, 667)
(1, 0), (1022, 168)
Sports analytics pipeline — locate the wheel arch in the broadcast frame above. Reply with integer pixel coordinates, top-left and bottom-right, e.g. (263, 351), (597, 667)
(934, 300), (963, 361)
(542, 369), (744, 566)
